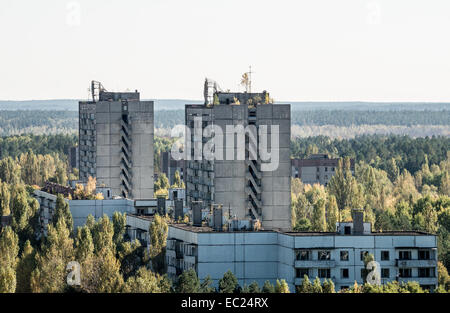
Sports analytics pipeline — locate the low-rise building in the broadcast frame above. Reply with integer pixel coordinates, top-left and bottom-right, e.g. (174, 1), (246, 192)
(162, 217), (437, 291)
(291, 154), (355, 186)
(124, 208), (438, 291)
(33, 187), (187, 233)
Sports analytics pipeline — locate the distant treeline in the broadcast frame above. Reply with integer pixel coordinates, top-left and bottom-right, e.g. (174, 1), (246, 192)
(154, 109), (450, 129)
(292, 110), (450, 126)
(2, 99), (449, 111)
(291, 134), (450, 174)
(0, 134), (77, 159)
(0, 110), (77, 136)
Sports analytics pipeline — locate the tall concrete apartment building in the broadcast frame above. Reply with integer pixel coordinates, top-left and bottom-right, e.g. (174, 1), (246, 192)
(79, 83), (154, 199)
(291, 154), (355, 186)
(185, 90), (291, 231)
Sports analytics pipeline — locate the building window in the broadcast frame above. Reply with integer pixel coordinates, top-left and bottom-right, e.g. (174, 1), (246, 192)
(381, 251), (390, 261)
(360, 251), (369, 261)
(296, 268), (309, 278)
(296, 250), (311, 261)
(344, 226), (351, 235)
(399, 268), (412, 278)
(418, 267), (435, 278)
(340, 251), (349, 261)
(418, 250), (431, 260)
(341, 268), (349, 279)
(399, 251), (412, 260)
(381, 268), (390, 278)
(318, 268), (331, 278)
(318, 250), (331, 261)
(325, 167), (328, 172)
(316, 167), (320, 172)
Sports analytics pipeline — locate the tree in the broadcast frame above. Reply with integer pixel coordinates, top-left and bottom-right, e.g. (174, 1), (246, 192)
(262, 280), (275, 293)
(200, 275), (215, 293)
(312, 277), (323, 293)
(118, 239), (144, 280)
(0, 182), (11, 216)
(218, 270), (238, 293)
(155, 173), (169, 192)
(0, 226), (19, 293)
(11, 187), (32, 233)
(172, 170), (184, 188)
(55, 164), (67, 186)
(296, 275), (313, 293)
(53, 194), (73, 233)
(75, 225), (94, 264)
(437, 261), (450, 292)
(112, 212), (126, 245)
(176, 269), (201, 293)
(311, 198), (327, 232)
(15, 240), (36, 293)
(328, 157), (359, 214)
(91, 249), (124, 293)
(293, 217), (311, 231)
(157, 274), (173, 293)
(92, 215), (115, 254)
(361, 253), (375, 284)
(247, 281), (261, 293)
(149, 214), (168, 273)
(123, 267), (161, 293)
(31, 218), (74, 293)
(322, 279), (335, 293)
(386, 158), (400, 183)
(275, 279), (290, 293)
(326, 196), (338, 232)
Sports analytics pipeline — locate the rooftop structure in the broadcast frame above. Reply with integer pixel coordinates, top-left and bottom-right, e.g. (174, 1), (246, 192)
(291, 154), (355, 186)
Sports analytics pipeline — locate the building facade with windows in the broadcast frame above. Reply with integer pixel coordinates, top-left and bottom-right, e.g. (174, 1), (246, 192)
(163, 221), (438, 291)
(79, 88), (154, 199)
(291, 154), (355, 186)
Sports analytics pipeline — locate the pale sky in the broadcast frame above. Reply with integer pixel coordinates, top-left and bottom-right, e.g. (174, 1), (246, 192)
(1, 0), (450, 102)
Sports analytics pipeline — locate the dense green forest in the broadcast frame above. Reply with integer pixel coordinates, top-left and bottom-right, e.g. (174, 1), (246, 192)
(2, 99), (449, 111)
(0, 134), (77, 159)
(0, 111), (77, 135)
(154, 109), (450, 130)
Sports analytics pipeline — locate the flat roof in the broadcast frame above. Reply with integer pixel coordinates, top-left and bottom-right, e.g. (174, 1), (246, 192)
(168, 223), (435, 236)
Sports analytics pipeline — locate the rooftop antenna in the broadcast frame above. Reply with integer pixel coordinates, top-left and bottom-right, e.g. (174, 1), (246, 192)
(91, 81), (106, 102)
(240, 66), (254, 93)
(248, 66), (253, 94)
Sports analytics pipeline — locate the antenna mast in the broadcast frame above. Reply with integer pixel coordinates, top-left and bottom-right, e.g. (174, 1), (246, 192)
(248, 66), (253, 94)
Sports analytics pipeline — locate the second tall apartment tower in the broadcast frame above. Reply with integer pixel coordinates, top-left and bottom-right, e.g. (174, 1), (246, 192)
(79, 84), (154, 199)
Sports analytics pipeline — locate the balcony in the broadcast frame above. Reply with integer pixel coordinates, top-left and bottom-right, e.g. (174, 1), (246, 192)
(396, 259), (437, 267)
(398, 277), (437, 286)
(295, 260), (336, 268)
